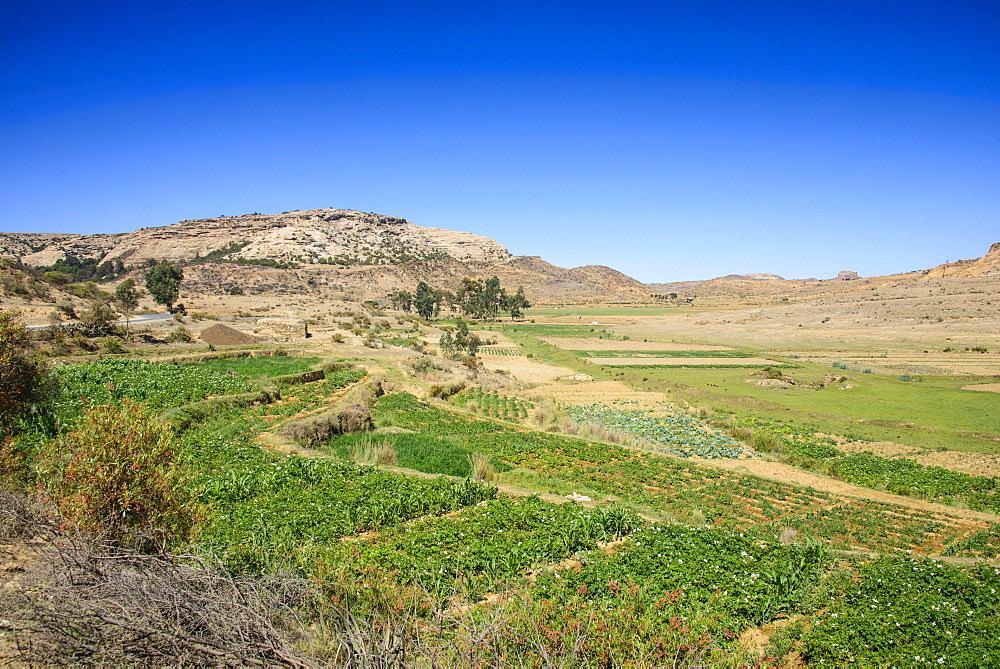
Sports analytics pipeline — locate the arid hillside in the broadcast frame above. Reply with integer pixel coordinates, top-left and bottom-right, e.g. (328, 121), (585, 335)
(0, 209), (654, 308)
(0, 210), (511, 267)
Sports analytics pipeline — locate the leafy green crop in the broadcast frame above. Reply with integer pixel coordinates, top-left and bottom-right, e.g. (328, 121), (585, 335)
(325, 496), (641, 598)
(534, 524), (827, 630)
(190, 355), (321, 378)
(182, 413), (497, 574)
(55, 358), (250, 423)
(830, 454), (999, 511)
(802, 558), (1000, 666)
(565, 401), (755, 458)
(453, 387), (533, 422)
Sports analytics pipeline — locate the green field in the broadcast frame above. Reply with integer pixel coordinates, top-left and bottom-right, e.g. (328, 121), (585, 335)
(190, 355), (322, 378)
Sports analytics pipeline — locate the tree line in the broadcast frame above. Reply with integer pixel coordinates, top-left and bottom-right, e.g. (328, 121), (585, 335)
(386, 276), (530, 321)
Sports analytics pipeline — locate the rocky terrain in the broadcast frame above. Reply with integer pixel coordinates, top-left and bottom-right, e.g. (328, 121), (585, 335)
(1, 209), (997, 313)
(0, 210), (511, 267)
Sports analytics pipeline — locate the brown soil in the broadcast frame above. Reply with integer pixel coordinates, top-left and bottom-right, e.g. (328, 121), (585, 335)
(477, 354), (578, 383)
(532, 380), (666, 404)
(963, 383), (1000, 393)
(198, 323), (259, 346)
(541, 337), (733, 351)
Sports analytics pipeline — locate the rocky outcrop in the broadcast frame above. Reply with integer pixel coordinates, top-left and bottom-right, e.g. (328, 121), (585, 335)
(1, 209), (511, 268)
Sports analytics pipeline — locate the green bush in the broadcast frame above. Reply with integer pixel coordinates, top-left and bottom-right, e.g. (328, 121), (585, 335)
(44, 401), (200, 552)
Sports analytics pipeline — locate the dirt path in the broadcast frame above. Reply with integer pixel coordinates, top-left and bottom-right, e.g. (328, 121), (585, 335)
(699, 456), (1000, 523)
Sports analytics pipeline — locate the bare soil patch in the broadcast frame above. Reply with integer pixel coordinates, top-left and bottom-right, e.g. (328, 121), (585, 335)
(963, 383), (1000, 393)
(478, 355), (577, 383)
(585, 356), (778, 366)
(472, 330), (514, 343)
(834, 439), (1000, 477)
(532, 380), (667, 405)
(541, 337), (733, 351)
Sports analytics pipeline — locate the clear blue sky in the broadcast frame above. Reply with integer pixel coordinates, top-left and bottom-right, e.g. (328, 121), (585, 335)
(2, 1), (997, 282)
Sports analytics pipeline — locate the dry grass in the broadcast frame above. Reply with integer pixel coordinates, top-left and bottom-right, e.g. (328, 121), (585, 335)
(468, 452), (496, 482)
(0, 492), (314, 667)
(349, 436), (398, 466)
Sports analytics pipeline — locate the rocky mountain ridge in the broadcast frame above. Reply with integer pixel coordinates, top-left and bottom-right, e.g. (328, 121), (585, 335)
(0, 210), (511, 267)
(0, 209), (645, 303)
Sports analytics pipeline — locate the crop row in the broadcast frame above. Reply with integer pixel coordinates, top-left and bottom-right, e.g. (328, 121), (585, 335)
(55, 358), (251, 422)
(801, 558), (1000, 665)
(564, 401), (755, 459)
(477, 346), (523, 356)
(319, 496), (641, 600)
(454, 387), (533, 421)
(372, 393), (997, 556)
(180, 411), (497, 574)
(534, 524), (827, 631)
(738, 418), (1000, 513)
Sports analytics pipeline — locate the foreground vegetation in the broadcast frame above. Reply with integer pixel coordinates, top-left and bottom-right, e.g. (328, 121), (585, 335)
(2, 308), (999, 665)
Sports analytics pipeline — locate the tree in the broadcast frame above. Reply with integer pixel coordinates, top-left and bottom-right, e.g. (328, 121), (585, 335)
(144, 261), (184, 313)
(80, 300), (117, 330)
(114, 278), (141, 336)
(414, 281), (436, 320)
(387, 290), (413, 312)
(452, 318), (482, 356)
(502, 286), (531, 320)
(0, 310), (53, 436)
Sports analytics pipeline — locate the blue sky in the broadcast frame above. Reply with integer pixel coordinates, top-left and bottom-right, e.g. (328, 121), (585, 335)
(2, 1), (997, 282)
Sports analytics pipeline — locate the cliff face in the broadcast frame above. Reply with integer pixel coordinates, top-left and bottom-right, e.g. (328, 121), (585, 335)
(0, 210), (511, 267)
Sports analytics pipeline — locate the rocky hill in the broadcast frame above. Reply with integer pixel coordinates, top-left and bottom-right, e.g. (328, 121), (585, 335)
(0, 210), (511, 267)
(925, 243), (1000, 278)
(0, 209), (648, 304)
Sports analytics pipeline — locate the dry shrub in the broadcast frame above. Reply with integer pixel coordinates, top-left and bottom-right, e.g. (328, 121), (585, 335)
(531, 401), (558, 427)
(407, 357), (441, 376)
(281, 412), (342, 446)
(164, 326), (194, 343)
(779, 527), (799, 544)
(349, 437), (397, 466)
(43, 400), (199, 553)
(468, 452), (496, 482)
(346, 379), (384, 409)
(750, 431), (782, 453)
(429, 382), (465, 399)
(3, 541), (314, 667)
(0, 490), (52, 540)
(338, 404), (373, 434)
(726, 426), (753, 442)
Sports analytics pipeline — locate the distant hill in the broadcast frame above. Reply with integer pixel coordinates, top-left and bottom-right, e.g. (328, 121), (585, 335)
(925, 243), (1000, 279)
(0, 209), (649, 304)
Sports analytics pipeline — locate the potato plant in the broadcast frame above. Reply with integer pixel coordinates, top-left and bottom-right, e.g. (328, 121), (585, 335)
(801, 558), (1000, 666)
(322, 496), (641, 599)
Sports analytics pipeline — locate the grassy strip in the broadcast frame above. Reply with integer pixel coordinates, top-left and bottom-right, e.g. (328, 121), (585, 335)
(191, 355), (322, 378)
